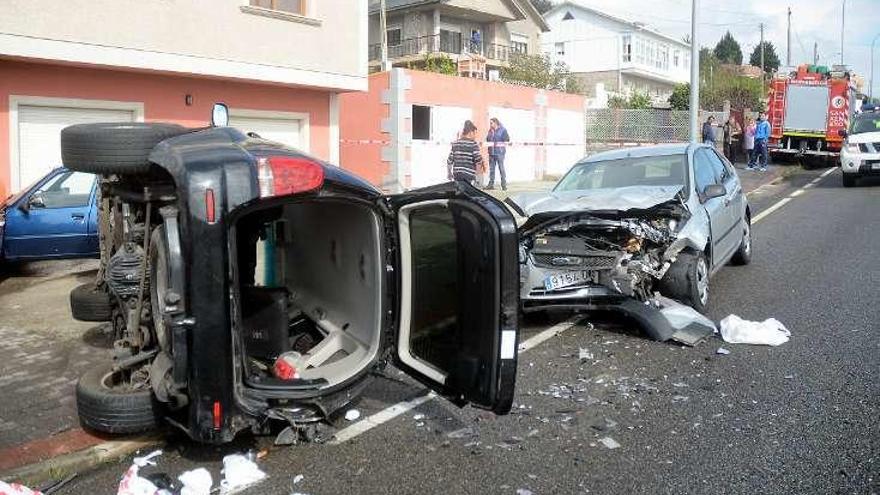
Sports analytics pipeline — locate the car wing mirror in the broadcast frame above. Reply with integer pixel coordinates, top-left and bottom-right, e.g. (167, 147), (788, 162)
(838, 128), (847, 138)
(211, 103), (229, 127)
(701, 184), (726, 202)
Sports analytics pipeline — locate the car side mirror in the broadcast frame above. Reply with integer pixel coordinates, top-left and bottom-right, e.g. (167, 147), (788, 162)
(28, 194), (46, 209)
(838, 129), (847, 138)
(211, 103), (229, 127)
(701, 184), (726, 201)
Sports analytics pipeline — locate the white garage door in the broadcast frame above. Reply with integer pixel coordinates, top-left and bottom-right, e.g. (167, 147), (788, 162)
(229, 115), (303, 150)
(16, 105), (135, 191)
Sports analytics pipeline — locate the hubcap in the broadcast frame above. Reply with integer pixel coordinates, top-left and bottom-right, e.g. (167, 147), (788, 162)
(742, 222), (751, 255)
(696, 257), (709, 305)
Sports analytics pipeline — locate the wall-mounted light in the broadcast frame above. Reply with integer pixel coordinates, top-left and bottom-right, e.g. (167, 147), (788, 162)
(185, 94), (194, 106)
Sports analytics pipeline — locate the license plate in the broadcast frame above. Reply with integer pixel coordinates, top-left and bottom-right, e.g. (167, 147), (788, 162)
(544, 271), (598, 291)
(872, 163), (880, 170)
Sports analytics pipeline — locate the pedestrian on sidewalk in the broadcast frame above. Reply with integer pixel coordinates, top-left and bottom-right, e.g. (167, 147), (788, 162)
(744, 117), (757, 169)
(702, 116), (716, 147)
(447, 120), (484, 185)
(485, 117), (510, 191)
(754, 112), (772, 171)
(722, 115), (742, 164)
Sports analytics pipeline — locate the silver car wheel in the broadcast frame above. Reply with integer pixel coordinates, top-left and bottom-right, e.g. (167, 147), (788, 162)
(742, 221), (751, 256)
(697, 256), (709, 306)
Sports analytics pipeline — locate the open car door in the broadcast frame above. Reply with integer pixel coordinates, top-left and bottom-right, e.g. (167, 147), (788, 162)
(385, 182), (520, 414)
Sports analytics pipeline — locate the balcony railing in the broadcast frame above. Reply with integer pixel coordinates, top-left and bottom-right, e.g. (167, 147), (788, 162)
(369, 34), (516, 64)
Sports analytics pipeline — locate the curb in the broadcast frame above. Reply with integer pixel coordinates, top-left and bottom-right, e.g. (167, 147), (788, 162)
(0, 434), (162, 487)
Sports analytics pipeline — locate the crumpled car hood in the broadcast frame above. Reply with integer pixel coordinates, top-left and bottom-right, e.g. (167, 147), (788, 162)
(509, 185), (684, 217)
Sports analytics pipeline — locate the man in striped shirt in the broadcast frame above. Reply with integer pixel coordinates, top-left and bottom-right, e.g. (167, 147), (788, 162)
(447, 120), (483, 184)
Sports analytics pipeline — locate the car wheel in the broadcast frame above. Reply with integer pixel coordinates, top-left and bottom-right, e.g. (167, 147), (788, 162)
(61, 122), (189, 175)
(149, 225), (173, 352)
(658, 251), (709, 313)
(842, 173), (857, 188)
(70, 283), (112, 322)
(76, 364), (163, 434)
(730, 218), (752, 266)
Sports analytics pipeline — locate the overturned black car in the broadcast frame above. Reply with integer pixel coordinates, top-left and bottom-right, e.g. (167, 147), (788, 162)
(65, 105), (520, 444)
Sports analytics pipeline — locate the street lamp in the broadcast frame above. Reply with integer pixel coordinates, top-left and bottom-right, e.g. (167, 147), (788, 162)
(840, 0), (846, 65)
(872, 33), (880, 99)
(689, 0), (700, 143)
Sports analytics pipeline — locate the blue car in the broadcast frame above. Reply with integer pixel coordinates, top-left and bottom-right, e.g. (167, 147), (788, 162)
(0, 167), (99, 263)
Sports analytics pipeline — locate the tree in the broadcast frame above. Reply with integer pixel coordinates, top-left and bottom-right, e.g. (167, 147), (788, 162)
(749, 41), (781, 75)
(713, 31), (743, 65)
(529, 0), (554, 13)
(609, 92), (653, 109)
(668, 83), (690, 110)
(701, 66), (764, 111)
(501, 53), (583, 94)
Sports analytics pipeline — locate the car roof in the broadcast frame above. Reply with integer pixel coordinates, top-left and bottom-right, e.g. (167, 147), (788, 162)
(580, 143), (696, 163)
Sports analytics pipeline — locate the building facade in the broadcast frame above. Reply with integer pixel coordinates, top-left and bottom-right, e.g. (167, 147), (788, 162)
(367, 0), (548, 77)
(0, 0), (367, 199)
(541, 2), (690, 104)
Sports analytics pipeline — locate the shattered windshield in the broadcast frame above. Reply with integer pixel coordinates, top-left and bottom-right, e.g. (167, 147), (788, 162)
(851, 114), (880, 134)
(555, 154), (688, 193)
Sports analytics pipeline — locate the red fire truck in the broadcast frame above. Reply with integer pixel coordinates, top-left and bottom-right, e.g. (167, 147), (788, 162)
(767, 64), (856, 167)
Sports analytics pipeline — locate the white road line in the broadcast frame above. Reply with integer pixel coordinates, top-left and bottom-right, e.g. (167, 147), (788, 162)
(329, 319), (579, 444)
(752, 168), (835, 224)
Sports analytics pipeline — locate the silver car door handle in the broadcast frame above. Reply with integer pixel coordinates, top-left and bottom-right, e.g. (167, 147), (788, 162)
(71, 213), (85, 220)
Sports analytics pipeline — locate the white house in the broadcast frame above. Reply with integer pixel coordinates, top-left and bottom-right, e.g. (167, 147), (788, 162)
(541, 2), (690, 103)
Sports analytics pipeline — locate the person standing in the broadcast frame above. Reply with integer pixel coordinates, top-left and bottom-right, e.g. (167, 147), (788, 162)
(754, 112), (772, 171)
(743, 117), (757, 170)
(702, 116), (716, 146)
(485, 117), (510, 191)
(722, 115), (742, 164)
(447, 120), (484, 185)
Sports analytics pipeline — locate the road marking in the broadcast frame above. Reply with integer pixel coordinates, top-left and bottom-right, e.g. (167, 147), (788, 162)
(329, 319), (579, 444)
(752, 168), (835, 224)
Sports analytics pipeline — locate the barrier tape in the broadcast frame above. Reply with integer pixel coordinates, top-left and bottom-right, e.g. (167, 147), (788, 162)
(338, 139), (582, 146)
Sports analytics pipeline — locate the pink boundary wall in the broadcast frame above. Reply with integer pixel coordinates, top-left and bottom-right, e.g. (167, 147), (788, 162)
(0, 60), (334, 199)
(340, 69), (585, 192)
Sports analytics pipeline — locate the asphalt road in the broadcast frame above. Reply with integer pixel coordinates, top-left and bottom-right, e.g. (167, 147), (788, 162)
(57, 167), (879, 494)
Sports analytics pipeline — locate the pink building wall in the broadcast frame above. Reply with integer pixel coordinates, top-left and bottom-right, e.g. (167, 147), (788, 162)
(0, 60), (334, 199)
(339, 69), (586, 192)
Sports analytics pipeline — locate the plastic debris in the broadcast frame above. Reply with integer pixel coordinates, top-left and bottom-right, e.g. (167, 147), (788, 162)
(720, 315), (791, 346)
(292, 474), (304, 485)
(178, 468), (212, 495)
(578, 348), (594, 362)
(716, 347), (731, 355)
(344, 409), (361, 421)
(273, 351), (304, 380)
(599, 437), (621, 449)
(0, 481), (44, 495)
(220, 454), (266, 493)
(447, 426), (477, 439)
(413, 413), (425, 421)
(118, 450), (172, 495)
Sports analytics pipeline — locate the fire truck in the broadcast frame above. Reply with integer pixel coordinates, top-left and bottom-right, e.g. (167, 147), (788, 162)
(767, 64), (856, 167)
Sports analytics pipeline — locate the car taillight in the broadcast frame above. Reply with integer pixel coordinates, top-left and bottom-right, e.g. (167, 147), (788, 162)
(213, 400), (222, 430)
(256, 156), (324, 198)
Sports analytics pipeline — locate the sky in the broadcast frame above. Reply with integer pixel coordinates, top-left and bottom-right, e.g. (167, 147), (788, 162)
(568, 0), (880, 97)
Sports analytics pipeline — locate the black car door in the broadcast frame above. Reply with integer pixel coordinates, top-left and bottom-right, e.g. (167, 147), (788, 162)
(384, 181), (520, 414)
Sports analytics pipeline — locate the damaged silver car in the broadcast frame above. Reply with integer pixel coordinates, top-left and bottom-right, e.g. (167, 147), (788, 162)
(508, 144), (752, 343)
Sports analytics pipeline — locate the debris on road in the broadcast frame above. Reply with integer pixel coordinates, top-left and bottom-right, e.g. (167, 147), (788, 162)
(413, 413), (425, 421)
(117, 450), (170, 495)
(516, 489), (535, 495)
(716, 347), (731, 355)
(578, 347), (594, 362)
(220, 454), (267, 493)
(344, 409), (361, 421)
(178, 468), (212, 495)
(447, 426), (478, 439)
(599, 436), (621, 449)
(656, 296), (717, 345)
(0, 481), (44, 495)
(719, 315), (791, 346)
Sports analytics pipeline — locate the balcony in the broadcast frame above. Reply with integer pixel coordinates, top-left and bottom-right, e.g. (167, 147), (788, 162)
(369, 34), (516, 67)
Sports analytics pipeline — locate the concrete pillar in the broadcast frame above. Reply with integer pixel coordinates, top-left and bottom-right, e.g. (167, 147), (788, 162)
(380, 68), (412, 192)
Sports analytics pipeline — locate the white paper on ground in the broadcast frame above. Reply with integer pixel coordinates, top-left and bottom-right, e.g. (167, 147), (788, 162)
(117, 450), (172, 495)
(219, 454), (267, 493)
(719, 314), (791, 346)
(179, 468), (213, 495)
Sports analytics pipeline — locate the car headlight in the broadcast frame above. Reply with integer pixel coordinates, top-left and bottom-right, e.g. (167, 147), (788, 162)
(844, 143), (861, 154)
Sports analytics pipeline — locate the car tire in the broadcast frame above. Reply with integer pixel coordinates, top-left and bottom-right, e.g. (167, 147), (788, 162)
(76, 364), (163, 434)
(730, 218), (752, 266)
(70, 283), (112, 322)
(61, 123), (189, 175)
(657, 251), (709, 313)
(842, 173), (857, 188)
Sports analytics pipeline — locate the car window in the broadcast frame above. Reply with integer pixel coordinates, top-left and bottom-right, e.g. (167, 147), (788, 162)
(32, 172), (93, 208)
(554, 154), (687, 192)
(706, 149), (730, 183)
(693, 150), (718, 192)
(851, 114), (880, 134)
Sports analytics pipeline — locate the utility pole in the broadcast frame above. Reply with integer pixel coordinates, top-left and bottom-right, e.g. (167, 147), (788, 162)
(760, 23), (765, 84)
(689, 0), (700, 143)
(786, 7), (791, 66)
(840, 0), (846, 65)
(871, 33), (879, 99)
(813, 42), (818, 65)
(379, 0), (390, 71)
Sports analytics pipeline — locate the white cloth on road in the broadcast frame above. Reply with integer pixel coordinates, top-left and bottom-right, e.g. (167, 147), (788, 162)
(720, 314), (791, 346)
